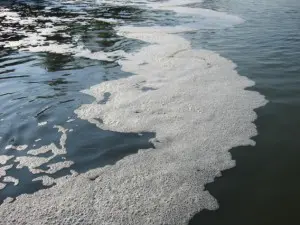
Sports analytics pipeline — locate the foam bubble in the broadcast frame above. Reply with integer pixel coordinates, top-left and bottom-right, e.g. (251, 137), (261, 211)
(3, 197), (14, 204)
(95, 18), (123, 24)
(0, 1), (266, 224)
(3, 176), (19, 186)
(45, 161), (74, 174)
(0, 155), (14, 165)
(32, 176), (55, 186)
(4, 145), (28, 151)
(0, 165), (13, 179)
(28, 127), (67, 156)
(0, 183), (6, 191)
(15, 126), (70, 175)
(38, 121), (47, 126)
(74, 49), (126, 61)
(15, 156), (53, 174)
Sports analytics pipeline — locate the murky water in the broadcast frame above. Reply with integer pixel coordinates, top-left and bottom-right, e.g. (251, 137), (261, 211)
(0, 0), (299, 224)
(189, 0), (300, 224)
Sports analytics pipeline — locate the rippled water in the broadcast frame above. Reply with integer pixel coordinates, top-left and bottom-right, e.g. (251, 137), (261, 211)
(0, 0), (160, 201)
(0, 0), (299, 224)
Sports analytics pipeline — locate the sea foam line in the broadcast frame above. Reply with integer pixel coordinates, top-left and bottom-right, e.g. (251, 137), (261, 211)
(0, 1), (267, 225)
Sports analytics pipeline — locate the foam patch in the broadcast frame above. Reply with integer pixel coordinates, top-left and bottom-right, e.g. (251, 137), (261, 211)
(0, 0), (266, 224)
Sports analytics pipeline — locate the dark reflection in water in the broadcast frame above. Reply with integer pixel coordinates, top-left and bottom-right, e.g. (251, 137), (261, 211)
(0, 0), (163, 202)
(189, 0), (300, 224)
(40, 53), (74, 72)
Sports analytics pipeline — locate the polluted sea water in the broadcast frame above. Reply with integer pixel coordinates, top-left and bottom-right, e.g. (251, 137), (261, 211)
(0, 0), (267, 224)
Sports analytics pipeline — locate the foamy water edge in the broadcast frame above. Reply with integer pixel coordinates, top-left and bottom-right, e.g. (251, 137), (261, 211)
(0, 1), (267, 224)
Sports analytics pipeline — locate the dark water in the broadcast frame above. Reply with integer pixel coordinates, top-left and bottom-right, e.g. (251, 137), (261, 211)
(0, 0), (159, 202)
(189, 0), (300, 224)
(0, 0), (300, 224)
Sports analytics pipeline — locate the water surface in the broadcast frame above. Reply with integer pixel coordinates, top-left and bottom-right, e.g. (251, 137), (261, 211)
(0, 0), (299, 224)
(189, 0), (300, 224)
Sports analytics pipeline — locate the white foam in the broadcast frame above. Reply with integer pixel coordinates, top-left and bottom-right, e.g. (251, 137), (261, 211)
(4, 32), (47, 49)
(3, 176), (19, 186)
(0, 1), (266, 224)
(38, 121), (48, 126)
(0, 165), (13, 179)
(27, 144), (54, 156)
(3, 197), (14, 204)
(4, 145), (28, 151)
(95, 18), (123, 24)
(15, 156), (52, 174)
(1, 7), (124, 62)
(32, 127), (66, 157)
(45, 161), (74, 174)
(74, 48), (126, 61)
(0, 155), (14, 165)
(25, 44), (75, 55)
(32, 176), (55, 186)
(0, 183), (6, 191)
(16, 126), (70, 174)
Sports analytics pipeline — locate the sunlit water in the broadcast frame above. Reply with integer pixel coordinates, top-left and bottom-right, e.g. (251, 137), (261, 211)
(0, 0), (299, 224)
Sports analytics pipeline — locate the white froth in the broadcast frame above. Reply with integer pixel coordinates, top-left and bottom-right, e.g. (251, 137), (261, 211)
(38, 121), (48, 126)
(32, 176), (55, 186)
(0, 165), (13, 179)
(1, 7), (124, 62)
(0, 1), (266, 225)
(95, 17), (123, 24)
(0, 155), (14, 165)
(16, 126), (69, 174)
(74, 49), (126, 61)
(4, 145), (28, 151)
(3, 176), (19, 186)
(0, 183), (6, 191)
(3, 197), (14, 204)
(28, 143), (53, 156)
(15, 156), (52, 174)
(45, 161), (74, 174)
(26, 44), (75, 54)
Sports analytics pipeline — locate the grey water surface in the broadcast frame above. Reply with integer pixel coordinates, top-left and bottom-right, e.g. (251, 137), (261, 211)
(189, 0), (300, 224)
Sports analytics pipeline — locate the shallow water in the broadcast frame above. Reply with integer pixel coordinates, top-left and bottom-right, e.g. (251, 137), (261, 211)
(0, 0), (299, 224)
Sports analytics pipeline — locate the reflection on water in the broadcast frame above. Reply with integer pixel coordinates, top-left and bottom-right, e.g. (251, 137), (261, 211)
(2, 0), (299, 223)
(0, 0), (160, 202)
